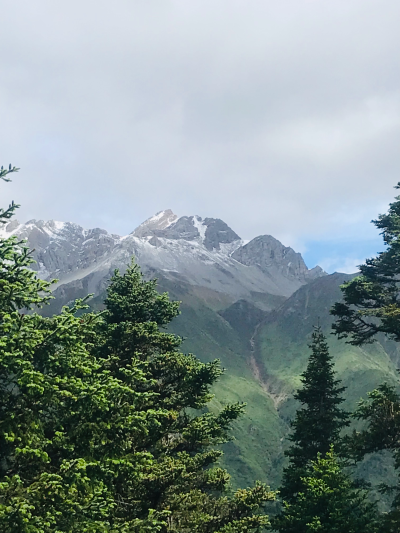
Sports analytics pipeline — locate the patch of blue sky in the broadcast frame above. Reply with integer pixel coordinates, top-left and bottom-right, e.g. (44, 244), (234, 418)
(303, 232), (385, 274)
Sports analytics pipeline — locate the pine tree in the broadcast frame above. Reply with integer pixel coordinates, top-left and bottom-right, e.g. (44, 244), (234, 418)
(272, 329), (378, 533)
(332, 183), (400, 345)
(273, 448), (379, 533)
(347, 384), (400, 531)
(0, 168), (275, 532)
(331, 183), (400, 529)
(279, 326), (349, 503)
(92, 262), (276, 532)
(1, 168), (160, 531)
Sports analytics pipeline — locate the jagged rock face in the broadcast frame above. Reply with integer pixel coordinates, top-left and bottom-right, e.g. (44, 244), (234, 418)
(0, 211), (326, 310)
(134, 212), (241, 252)
(202, 218), (240, 251)
(0, 219), (120, 278)
(160, 216), (201, 241)
(306, 265), (326, 281)
(232, 235), (322, 282)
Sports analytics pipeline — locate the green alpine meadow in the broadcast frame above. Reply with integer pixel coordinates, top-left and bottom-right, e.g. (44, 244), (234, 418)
(2, 167), (400, 532)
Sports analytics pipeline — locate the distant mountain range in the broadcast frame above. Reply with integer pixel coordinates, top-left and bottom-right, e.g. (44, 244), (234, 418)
(0, 209), (325, 310)
(1, 210), (398, 497)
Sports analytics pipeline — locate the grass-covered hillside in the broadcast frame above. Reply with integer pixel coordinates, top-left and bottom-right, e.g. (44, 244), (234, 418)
(160, 273), (400, 494)
(51, 270), (400, 495)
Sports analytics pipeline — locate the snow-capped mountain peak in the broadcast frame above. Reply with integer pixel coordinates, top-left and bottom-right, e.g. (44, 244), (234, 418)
(0, 218), (70, 241)
(0, 210), (326, 310)
(132, 209), (177, 237)
(133, 213), (242, 252)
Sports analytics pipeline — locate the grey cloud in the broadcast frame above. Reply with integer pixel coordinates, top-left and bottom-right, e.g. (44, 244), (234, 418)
(0, 0), (399, 251)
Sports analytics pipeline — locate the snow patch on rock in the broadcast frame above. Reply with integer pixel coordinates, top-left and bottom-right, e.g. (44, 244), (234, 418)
(192, 216), (207, 242)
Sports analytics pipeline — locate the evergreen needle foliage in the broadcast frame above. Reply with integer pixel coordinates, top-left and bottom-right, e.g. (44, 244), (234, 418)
(346, 384), (400, 531)
(0, 169), (275, 532)
(279, 327), (349, 503)
(332, 184), (400, 530)
(273, 328), (379, 532)
(332, 183), (400, 345)
(273, 448), (379, 533)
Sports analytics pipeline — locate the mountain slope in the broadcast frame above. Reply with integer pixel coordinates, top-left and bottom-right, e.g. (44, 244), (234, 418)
(2, 211), (398, 495)
(255, 273), (400, 412)
(252, 273), (399, 496)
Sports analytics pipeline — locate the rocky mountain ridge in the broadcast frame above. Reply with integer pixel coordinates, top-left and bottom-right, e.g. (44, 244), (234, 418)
(0, 209), (326, 311)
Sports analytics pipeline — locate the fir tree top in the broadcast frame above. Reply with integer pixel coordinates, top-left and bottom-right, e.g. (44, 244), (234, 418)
(280, 327), (349, 503)
(273, 447), (379, 533)
(289, 326), (349, 462)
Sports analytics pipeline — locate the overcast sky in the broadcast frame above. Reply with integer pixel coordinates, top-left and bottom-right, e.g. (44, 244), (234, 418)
(1, 0), (399, 273)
